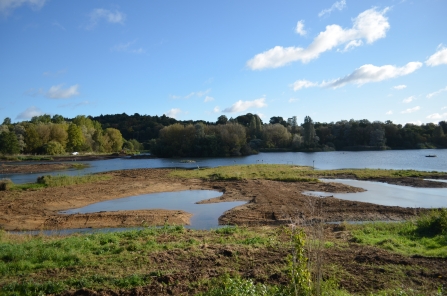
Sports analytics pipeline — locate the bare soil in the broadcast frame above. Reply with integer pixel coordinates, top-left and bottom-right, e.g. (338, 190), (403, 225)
(0, 163), (85, 175)
(0, 168), (435, 231)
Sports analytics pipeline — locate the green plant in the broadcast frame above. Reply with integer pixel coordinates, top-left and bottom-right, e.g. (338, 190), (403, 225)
(286, 227), (312, 296)
(416, 209), (447, 236)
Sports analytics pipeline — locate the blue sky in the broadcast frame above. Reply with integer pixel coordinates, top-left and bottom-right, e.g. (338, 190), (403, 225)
(1, 0), (446, 125)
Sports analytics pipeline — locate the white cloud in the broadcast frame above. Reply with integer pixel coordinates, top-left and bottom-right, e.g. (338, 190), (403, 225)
(204, 96), (214, 102)
(223, 98), (267, 113)
(171, 89), (211, 100)
(425, 45), (447, 67)
(15, 106), (44, 120)
(386, 110), (393, 115)
(111, 41), (145, 54)
(166, 108), (182, 118)
(342, 40), (363, 52)
(408, 120), (422, 126)
(0, 0), (46, 15)
(427, 113), (447, 120)
(401, 106), (420, 114)
(426, 86), (447, 99)
(213, 106), (220, 113)
(289, 98), (299, 103)
(393, 84), (407, 90)
(247, 7), (389, 70)
(292, 79), (318, 91)
(402, 96), (415, 103)
(87, 8), (126, 29)
(442, 106), (447, 110)
(295, 20), (306, 36)
(324, 62), (422, 88)
(318, 0), (346, 17)
(46, 84), (80, 99)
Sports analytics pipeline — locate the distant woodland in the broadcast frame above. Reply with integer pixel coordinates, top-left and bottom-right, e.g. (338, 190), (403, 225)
(0, 113), (446, 157)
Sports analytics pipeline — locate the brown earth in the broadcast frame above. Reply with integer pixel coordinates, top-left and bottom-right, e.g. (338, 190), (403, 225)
(0, 168), (437, 231)
(0, 163), (85, 175)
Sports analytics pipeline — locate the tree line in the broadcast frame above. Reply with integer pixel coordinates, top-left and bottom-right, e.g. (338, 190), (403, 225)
(0, 113), (446, 157)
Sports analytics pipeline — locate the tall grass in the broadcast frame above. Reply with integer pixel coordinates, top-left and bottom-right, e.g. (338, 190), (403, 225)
(348, 209), (447, 258)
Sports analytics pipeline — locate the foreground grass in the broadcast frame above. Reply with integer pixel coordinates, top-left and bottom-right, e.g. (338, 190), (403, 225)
(0, 226), (286, 294)
(348, 209), (447, 258)
(0, 218), (445, 295)
(169, 164), (447, 182)
(2, 174), (111, 191)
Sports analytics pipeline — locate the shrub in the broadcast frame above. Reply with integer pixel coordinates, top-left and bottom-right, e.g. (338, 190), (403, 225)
(0, 178), (13, 191)
(416, 209), (447, 236)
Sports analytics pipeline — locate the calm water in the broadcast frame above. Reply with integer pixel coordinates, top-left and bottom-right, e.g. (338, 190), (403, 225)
(2, 149), (446, 184)
(62, 190), (246, 230)
(305, 179), (447, 208)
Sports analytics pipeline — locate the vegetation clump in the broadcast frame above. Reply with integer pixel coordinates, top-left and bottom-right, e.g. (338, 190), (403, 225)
(0, 178), (13, 191)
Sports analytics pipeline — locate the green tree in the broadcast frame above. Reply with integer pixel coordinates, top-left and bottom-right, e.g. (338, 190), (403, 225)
(44, 140), (65, 155)
(104, 128), (123, 152)
(67, 124), (85, 151)
(2, 117), (11, 125)
(24, 124), (42, 153)
(217, 115), (228, 125)
(0, 132), (20, 155)
(302, 116), (317, 147)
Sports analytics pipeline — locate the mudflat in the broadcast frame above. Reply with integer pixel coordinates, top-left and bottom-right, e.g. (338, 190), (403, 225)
(0, 168), (437, 231)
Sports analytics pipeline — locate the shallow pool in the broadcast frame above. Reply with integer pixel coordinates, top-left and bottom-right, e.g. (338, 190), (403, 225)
(304, 179), (447, 208)
(61, 190), (246, 230)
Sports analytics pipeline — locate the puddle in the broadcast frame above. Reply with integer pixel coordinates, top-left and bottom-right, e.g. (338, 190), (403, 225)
(304, 179), (447, 208)
(61, 190), (246, 230)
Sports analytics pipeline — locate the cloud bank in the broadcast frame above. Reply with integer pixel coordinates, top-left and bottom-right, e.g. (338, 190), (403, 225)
(46, 84), (80, 99)
(247, 7), (389, 70)
(393, 84), (407, 90)
(426, 86), (447, 99)
(401, 106), (420, 114)
(324, 62), (422, 88)
(87, 8), (126, 29)
(166, 108), (182, 118)
(0, 0), (46, 15)
(223, 98), (267, 113)
(425, 46), (447, 67)
(16, 106), (44, 120)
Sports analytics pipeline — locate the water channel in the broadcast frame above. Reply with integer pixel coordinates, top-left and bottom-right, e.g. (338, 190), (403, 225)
(2, 150), (446, 184)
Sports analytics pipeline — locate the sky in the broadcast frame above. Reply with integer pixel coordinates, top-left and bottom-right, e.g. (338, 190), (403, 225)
(1, 0), (446, 125)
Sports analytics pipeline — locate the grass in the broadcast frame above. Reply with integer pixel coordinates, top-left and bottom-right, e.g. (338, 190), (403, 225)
(347, 209), (447, 258)
(169, 164), (447, 182)
(0, 226), (285, 295)
(170, 164), (319, 182)
(4, 174), (111, 191)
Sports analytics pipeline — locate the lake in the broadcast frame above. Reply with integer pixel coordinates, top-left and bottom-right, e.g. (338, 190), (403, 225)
(2, 149), (446, 184)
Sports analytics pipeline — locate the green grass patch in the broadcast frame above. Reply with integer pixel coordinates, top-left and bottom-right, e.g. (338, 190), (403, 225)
(4, 174), (111, 191)
(170, 164), (319, 182)
(169, 164), (447, 182)
(348, 210), (447, 258)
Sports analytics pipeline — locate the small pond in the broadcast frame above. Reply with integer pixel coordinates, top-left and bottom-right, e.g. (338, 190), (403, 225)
(304, 179), (447, 208)
(61, 190), (246, 230)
